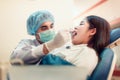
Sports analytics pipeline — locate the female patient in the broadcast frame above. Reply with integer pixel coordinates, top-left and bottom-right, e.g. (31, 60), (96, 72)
(42, 15), (110, 75)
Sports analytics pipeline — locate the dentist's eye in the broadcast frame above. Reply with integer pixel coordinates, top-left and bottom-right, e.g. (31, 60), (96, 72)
(50, 23), (54, 28)
(40, 26), (48, 30)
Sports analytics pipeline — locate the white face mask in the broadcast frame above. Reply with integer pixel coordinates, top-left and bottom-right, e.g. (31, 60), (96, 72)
(37, 29), (55, 42)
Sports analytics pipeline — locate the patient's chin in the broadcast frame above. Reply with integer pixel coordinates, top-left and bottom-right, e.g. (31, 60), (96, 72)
(72, 39), (77, 45)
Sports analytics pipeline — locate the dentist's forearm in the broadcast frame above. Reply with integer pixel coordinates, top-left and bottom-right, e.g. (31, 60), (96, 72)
(43, 44), (49, 54)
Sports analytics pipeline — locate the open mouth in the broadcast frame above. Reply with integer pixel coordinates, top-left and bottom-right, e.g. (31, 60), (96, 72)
(71, 31), (77, 38)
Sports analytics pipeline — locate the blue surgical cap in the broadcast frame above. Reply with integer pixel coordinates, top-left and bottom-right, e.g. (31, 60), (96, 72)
(27, 10), (54, 35)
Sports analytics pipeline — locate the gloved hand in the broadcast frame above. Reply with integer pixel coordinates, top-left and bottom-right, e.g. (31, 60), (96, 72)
(44, 30), (71, 52)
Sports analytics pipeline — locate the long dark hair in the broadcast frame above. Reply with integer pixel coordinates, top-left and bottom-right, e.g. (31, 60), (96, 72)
(86, 15), (110, 55)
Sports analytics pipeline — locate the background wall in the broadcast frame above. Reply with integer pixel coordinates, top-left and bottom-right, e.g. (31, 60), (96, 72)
(73, 0), (120, 28)
(0, 0), (74, 62)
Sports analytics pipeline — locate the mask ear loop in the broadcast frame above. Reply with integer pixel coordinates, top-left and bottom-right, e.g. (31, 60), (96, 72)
(35, 32), (41, 42)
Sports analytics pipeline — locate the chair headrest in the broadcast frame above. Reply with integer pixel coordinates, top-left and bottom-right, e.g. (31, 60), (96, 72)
(110, 28), (120, 43)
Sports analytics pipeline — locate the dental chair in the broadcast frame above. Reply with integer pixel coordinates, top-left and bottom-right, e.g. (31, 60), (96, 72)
(109, 27), (120, 80)
(87, 48), (116, 80)
(110, 27), (120, 44)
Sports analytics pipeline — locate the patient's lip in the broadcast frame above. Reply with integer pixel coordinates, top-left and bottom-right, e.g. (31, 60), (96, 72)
(70, 31), (76, 38)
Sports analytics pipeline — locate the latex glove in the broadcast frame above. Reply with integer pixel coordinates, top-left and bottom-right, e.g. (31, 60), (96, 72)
(45, 30), (71, 52)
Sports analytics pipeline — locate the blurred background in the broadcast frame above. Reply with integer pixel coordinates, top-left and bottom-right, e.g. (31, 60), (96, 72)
(0, 0), (120, 63)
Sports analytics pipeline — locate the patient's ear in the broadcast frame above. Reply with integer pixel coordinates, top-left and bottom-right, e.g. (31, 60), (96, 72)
(89, 28), (96, 36)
